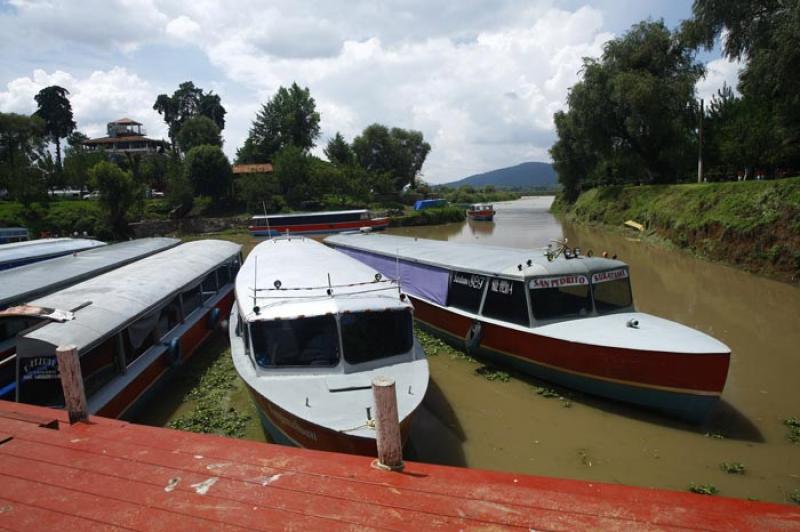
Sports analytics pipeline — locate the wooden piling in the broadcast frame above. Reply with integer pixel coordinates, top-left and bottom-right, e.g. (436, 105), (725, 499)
(372, 376), (403, 471)
(56, 345), (87, 424)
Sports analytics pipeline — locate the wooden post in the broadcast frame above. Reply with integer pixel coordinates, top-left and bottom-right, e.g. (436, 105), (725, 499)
(372, 376), (404, 471)
(56, 345), (88, 424)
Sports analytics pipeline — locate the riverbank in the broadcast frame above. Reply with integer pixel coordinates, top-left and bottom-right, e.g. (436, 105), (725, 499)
(552, 178), (800, 282)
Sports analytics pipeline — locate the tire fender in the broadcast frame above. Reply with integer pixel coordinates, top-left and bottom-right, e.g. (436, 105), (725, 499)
(207, 307), (221, 329)
(464, 320), (483, 355)
(167, 337), (181, 366)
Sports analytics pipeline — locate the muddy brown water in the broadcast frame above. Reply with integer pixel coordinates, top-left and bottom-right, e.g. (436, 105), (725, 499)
(136, 197), (800, 503)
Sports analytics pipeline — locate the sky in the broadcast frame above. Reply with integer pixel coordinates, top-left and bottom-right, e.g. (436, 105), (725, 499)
(0, 0), (739, 183)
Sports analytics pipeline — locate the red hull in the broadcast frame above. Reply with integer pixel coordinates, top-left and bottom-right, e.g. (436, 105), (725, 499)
(249, 218), (390, 237)
(467, 210), (495, 221)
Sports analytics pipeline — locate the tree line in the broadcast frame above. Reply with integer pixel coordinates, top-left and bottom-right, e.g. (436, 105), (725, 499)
(551, 1), (800, 201)
(0, 79), (431, 237)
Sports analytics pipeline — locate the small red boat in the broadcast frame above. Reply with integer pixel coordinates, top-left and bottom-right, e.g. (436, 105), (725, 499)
(466, 203), (495, 221)
(249, 209), (389, 237)
(325, 233), (731, 422)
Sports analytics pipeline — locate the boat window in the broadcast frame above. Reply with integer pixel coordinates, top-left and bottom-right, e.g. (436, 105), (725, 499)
(251, 315), (339, 368)
(218, 264), (232, 286)
(124, 310), (160, 365)
(158, 296), (182, 337)
(201, 272), (218, 300)
(482, 279), (530, 326)
(528, 275), (592, 321)
(592, 269), (633, 313)
(447, 271), (486, 313)
(81, 336), (121, 397)
(182, 285), (203, 316)
(340, 309), (413, 365)
(0, 316), (41, 342)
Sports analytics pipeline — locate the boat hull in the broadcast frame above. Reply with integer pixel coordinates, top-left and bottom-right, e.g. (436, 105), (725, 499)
(249, 218), (390, 238)
(467, 210), (495, 221)
(411, 297), (728, 422)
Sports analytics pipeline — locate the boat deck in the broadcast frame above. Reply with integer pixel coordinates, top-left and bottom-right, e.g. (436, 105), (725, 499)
(0, 400), (797, 530)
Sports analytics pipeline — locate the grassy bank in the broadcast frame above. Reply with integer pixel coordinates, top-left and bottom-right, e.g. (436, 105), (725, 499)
(553, 177), (800, 281)
(390, 206), (466, 227)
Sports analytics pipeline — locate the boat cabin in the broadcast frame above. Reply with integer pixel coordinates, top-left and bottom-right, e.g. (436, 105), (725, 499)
(251, 209), (371, 228)
(0, 238), (106, 271)
(10, 240), (241, 418)
(325, 233), (633, 327)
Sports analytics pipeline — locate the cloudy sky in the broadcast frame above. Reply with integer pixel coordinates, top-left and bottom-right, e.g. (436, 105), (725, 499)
(0, 0), (738, 183)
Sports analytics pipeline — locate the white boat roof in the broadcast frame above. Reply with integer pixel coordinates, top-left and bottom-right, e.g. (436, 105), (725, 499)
(252, 209), (367, 220)
(325, 233), (627, 280)
(236, 237), (410, 322)
(18, 240), (241, 354)
(0, 238), (180, 308)
(0, 238), (106, 267)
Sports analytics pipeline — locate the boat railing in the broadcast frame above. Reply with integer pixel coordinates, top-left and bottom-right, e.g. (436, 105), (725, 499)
(248, 276), (400, 302)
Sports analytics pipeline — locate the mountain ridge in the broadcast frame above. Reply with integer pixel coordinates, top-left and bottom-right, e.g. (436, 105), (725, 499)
(441, 161), (557, 189)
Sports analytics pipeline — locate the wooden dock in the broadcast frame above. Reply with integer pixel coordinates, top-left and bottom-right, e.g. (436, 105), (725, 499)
(0, 400), (797, 530)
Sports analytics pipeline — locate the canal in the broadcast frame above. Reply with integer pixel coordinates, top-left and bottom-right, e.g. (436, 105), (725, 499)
(135, 196), (800, 504)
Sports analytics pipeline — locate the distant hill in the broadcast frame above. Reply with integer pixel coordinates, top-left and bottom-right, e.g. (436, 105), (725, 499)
(441, 162), (557, 189)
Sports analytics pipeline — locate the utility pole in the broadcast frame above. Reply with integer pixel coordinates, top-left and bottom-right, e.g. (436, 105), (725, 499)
(697, 98), (704, 183)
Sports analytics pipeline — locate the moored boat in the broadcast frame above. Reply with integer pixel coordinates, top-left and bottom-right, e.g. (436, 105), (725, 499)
(230, 236), (428, 455)
(0, 237), (106, 271)
(325, 233), (731, 422)
(466, 203), (495, 221)
(0, 237), (180, 399)
(249, 209), (389, 238)
(6, 240), (241, 419)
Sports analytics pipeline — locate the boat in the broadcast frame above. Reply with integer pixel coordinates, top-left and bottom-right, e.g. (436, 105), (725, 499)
(7, 240), (241, 419)
(414, 198), (447, 210)
(466, 203), (496, 221)
(0, 227), (29, 244)
(248, 209), (389, 237)
(230, 236), (428, 455)
(0, 237), (180, 399)
(0, 237), (106, 271)
(325, 233), (731, 422)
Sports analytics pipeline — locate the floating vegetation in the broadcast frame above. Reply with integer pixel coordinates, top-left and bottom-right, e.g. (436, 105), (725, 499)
(169, 348), (251, 438)
(578, 449), (593, 468)
(474, 366), (510, 382)
(784, 417), (800, 443)
(689, 483), (719, 495)
(790, 489), (800, 505)
(415, 328), (449, 356)
(720, 462), (745, 475)
(536, 386), (561, 398)
(704, 432), (726, 440)
(560, 399), (573, 408)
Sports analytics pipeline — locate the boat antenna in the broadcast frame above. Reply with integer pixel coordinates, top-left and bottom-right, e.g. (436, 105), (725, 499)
(262, 201), (272, 240)
(395, 248), (401, 294)
(252, 255), (258, 309)
(327, 273), (333, 296)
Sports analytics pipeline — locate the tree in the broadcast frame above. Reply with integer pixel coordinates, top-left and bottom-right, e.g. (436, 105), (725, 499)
(184, 145), (233, 199)
(550, 20), (703, 199)
(33, 85), (76, 171)
(63, 132), (105, 193)
(153, 82), (227, 152)
(352, 124), (431, 190)
(176, 116), (222, 153)
(237, 171), (283, 212)
(89, 161), (143, 238)
(0, 113), (48, 205)
(272, 144), (314, 207)
(237, 83), (320, 163)
(324, 132), (354, 166)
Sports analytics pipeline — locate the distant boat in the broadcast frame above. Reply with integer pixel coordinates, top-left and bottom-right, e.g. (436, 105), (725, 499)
(231, 236), (428, 455)
(466, 203), (495, 221)
(7, 240), (241, 419)
(0, 227), (29, 244)
(414, 198), (447, 211)
(0, 238), (106, 271)
(0, 237), (180, 400)
(248, 209), (389, 237)
(325, 233), (731, 422)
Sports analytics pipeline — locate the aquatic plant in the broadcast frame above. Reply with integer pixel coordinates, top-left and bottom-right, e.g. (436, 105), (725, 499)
(703, 432), (726, 440)
(784, 417), (800, 443)
(790, 489), (800, 505)
(720, 462), (745, 474)
(536, 386), (561, 398)
(474, 366), (510, 382)
(689, 483), (719, 495)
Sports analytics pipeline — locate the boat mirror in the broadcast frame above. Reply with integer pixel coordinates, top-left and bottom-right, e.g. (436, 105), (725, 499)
(375, 273), (382, 282)
(626, 318), (639, 329)
(274, 280), (282, 289)
(253, 306), (260, 315)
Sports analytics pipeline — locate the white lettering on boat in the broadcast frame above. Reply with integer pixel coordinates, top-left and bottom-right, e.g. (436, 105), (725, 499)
(453, 272), (485, 290)
(490, 278), (514, 295)
(591, 269), (629, 283)
(529, 275), (589, 289)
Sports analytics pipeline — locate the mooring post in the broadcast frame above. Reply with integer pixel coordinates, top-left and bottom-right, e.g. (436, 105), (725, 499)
(372, 376), (404, 471)
(56, 345), (88, 424)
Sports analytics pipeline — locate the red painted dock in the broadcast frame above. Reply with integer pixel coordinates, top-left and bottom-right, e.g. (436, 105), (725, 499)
(0, 401), (797, 530)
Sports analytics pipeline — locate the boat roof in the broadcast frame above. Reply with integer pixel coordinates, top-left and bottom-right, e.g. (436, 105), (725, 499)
(17, 240), (241, 355)
(236, 237), (410, 322)
(325, 233), (627, 280)
(252, 209), (367, 220)
(0, 238), (106, 266)
(0, 238), (180, 309)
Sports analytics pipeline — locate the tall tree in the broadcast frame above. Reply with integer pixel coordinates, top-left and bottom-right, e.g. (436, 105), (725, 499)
(176, 116), (222, 153)
(352, 124), (430, 190)
(550, 20), (703, 198)
(184, 145), (233, 199)
(324, 132), (354, 166)
(153, 82), (226, 152)
(33, 85), (76, 171)
(237, 83), (320, 163)
(63, 131), (105, 193)
(89, 161), (143, 238)
(0, 113), (48, 204)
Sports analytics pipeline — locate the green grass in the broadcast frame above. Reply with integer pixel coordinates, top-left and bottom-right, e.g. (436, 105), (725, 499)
(390, 206), (466, 227)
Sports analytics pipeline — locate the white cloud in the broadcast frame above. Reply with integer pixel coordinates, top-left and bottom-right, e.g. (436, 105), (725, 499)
(697, 57), (741, 102)
(165, 15), (201, 42)
(0, 68), (167, 141)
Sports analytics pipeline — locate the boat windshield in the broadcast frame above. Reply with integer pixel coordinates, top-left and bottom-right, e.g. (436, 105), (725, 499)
(528, 275), (592, 321)
(250, 315), (340, 368)
(591, 269), (633, 313)
(340, 309), (413, 365)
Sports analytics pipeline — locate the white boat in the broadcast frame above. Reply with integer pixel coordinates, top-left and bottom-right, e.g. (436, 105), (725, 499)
(230, 236), (429, 455)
